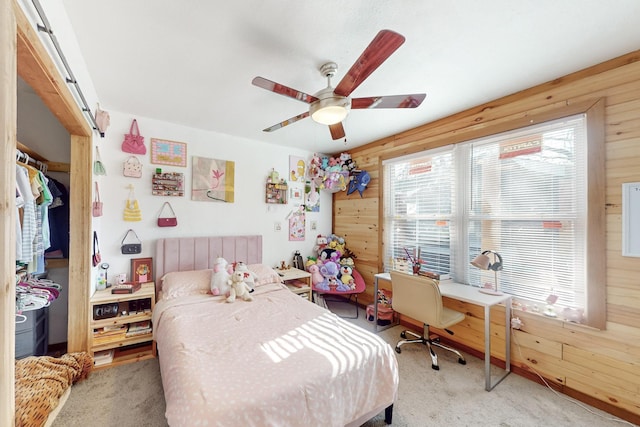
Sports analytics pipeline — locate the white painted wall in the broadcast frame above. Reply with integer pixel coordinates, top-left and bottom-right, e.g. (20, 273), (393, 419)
(93, 111), (332, 289)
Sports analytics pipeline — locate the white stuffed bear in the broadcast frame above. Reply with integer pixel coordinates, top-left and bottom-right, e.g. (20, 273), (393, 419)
(211, 257), (232, 296)
(227, 270), (253, 303)
(233, 262), (257, 292)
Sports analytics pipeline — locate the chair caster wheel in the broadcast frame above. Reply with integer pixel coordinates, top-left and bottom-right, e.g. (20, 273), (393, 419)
(395, 346), (401, 354)
(431, 364), (440, 370)
(400, 331), (407, 339)
(458, 359), (466, 365)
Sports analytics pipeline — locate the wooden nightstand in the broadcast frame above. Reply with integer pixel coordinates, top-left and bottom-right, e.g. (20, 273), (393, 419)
(89, 282), (156, 370)
(276, 268), (312, 301)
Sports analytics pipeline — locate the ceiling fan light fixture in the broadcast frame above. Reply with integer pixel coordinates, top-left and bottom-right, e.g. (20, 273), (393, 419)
(310, 95), (351, 125)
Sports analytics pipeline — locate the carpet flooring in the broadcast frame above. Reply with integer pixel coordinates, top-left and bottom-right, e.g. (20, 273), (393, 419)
(52, 305), (634, 427)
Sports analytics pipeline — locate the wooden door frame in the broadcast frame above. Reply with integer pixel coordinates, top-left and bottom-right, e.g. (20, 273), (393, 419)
(2, 2), (92, 424)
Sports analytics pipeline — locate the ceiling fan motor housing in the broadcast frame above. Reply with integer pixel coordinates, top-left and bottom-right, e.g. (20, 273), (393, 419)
(310, 86), (352, 125)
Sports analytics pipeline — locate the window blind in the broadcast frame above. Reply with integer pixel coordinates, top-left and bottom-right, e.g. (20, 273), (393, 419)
(468, 115), (587, 308)
(384, 149), (455, 276)
(384, 114), (587, 310)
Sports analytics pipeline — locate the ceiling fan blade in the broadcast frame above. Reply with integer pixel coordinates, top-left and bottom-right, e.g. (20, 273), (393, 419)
(252, 77), (319, 104)
(329, 122), (345, 140)
(334, 30), (405, 97)
(352, 93), (426, 109)
(262, 112), (310, 132)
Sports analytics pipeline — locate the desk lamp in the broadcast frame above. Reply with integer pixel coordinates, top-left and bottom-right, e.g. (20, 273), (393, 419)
(470, 250), (503, 295)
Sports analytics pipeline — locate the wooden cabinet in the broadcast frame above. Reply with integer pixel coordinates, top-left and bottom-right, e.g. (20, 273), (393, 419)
(277, 268), (312, 301)
(89, 282), (156, 370)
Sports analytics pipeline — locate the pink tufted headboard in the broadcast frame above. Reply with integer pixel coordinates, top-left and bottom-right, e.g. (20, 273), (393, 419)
(155, 235), (262, 292)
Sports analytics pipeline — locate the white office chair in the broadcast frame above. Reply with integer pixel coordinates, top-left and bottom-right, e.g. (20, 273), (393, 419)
(390, 271), (466, 370)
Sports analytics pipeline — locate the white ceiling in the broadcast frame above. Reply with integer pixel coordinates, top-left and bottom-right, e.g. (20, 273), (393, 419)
(61, 0), (640, 154)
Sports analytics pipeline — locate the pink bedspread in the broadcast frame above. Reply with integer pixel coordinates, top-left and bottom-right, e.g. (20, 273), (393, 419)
(153, 283), (398, 427)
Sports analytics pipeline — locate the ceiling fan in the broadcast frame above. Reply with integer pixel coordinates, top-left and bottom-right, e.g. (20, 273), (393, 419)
(252, 29), (426, 140)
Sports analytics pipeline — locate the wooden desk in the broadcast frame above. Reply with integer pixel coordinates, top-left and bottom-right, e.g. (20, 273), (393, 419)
(374, 272), (511, 391)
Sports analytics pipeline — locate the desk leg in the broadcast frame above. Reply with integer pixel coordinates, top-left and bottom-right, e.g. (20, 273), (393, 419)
(484, 298), (512, 391)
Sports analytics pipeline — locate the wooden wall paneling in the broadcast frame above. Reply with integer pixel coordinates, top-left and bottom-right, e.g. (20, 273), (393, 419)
(511, 329), (563, 358)
(563, 344), (640, 391)
(510, 346), (567, 385)
(1, 0), (17, 425)
(565, 374), (640, 416)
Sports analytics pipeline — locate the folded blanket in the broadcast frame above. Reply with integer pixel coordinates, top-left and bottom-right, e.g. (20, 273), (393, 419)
(15, 352), (93, 427)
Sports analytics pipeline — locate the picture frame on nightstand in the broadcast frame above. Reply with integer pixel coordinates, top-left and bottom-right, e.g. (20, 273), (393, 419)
(131, 257), (153, 283)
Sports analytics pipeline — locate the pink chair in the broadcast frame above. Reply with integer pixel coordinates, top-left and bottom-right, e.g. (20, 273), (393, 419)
(313, 268), (366, 318)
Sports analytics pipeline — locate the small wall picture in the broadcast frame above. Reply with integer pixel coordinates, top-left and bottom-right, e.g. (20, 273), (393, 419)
(289, 211), (305, 241)
(290, 186), (303, 202)
(289, 155), (305, 182)
(150, 138), (187, 167)
(131, 257), (153, 283)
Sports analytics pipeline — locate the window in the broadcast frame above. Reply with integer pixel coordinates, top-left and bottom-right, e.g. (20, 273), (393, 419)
(384, 105), (605, 328)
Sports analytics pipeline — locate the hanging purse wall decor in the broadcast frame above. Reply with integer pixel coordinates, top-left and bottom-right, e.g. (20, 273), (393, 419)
(92, 231), (102, 267)
(123, 184), (142, 221)
(121, 229), (142, 255)
(93, 146), (107, 175)
(123, 156), (142, 178)
(121, 119), (146, 155)
(92, 182), (103, 217)
(157, 201), (178, 227)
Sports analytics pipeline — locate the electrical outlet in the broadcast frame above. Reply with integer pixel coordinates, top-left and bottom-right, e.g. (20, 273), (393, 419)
(274, 222), (282, 232)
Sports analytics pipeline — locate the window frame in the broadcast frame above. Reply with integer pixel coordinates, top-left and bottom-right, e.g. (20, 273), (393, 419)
(381, 99), (606, 329)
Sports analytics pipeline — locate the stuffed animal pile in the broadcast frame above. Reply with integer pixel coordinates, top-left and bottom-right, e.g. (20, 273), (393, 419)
(307, 234), (357, 291)
(211, 258), (256, 301)
(308, 152), (358, 193)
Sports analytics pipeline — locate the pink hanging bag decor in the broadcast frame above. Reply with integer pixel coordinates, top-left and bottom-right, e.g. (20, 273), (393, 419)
(92, 182), (103, 217)
(157, 201), (178, 227)
(121, 119), (146, 155)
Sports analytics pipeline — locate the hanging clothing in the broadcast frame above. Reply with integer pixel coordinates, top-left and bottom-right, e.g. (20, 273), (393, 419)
(16, 165), (36, 264)
(45, 177), (69, 259)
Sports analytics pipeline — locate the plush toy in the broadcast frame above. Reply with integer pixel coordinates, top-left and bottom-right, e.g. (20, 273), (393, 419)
(226, 270), (253, 302)
(318, 261), (350, 291)
(308, 263), (324, 287)
(305, 256), (318, 268)
(321, 156), (329, 170)
(313, 235), (328, 255)
(234, 262), (257, 292)
(211, 257), (232, 296)
(319, 247), (337, 263)
(339, 264), (355, 289)
(307, 153), (324, 185)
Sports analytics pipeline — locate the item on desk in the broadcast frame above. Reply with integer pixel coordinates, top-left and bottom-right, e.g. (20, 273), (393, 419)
(111, 282), (142, 294)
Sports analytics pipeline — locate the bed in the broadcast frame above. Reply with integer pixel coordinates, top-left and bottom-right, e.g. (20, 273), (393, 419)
(153, 235), (398, 427)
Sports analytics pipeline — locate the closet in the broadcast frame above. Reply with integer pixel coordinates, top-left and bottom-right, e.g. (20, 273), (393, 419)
(15, 135), (70, 357)
(2, 3), (93, 425)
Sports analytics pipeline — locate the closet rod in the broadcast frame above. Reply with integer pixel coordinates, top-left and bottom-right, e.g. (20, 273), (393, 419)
(30, 0), (100, 134)
(17, 141), (70, 173)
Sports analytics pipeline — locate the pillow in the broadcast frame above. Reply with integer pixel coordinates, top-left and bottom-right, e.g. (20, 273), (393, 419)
(161, 269), (212, 300)
(247, 264), (282, 286)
